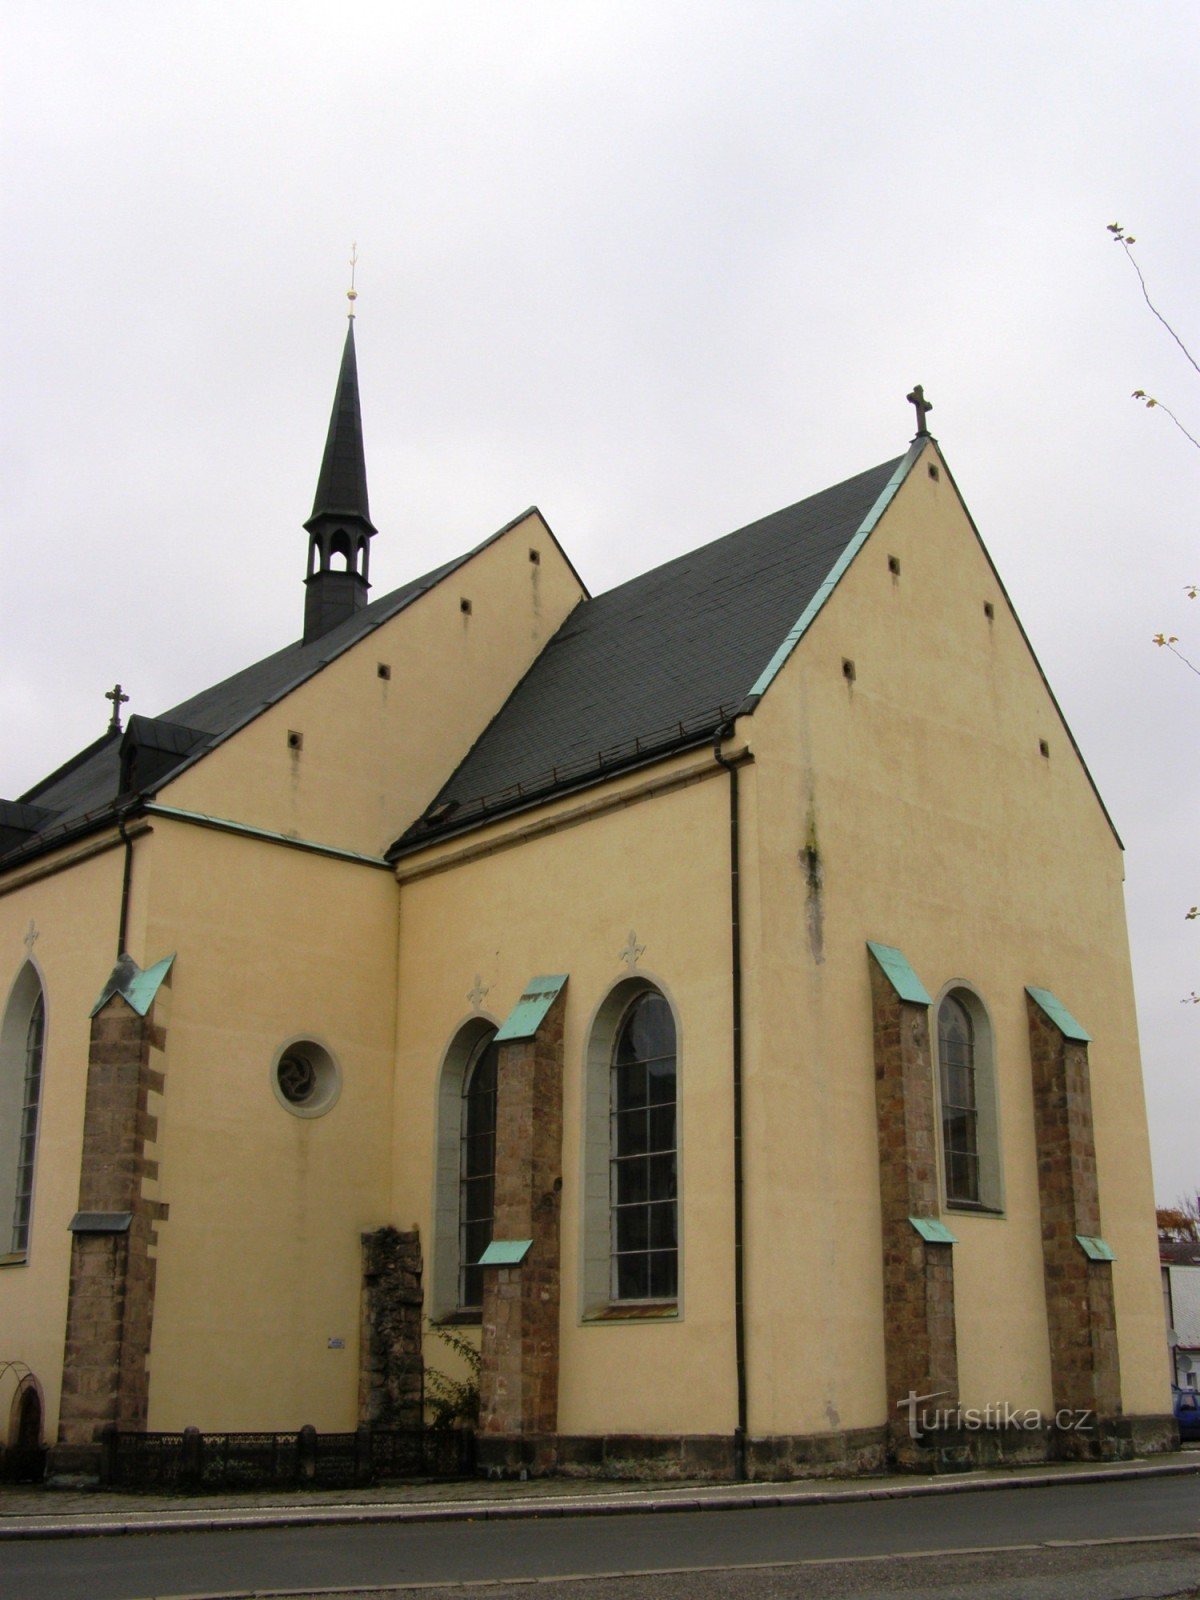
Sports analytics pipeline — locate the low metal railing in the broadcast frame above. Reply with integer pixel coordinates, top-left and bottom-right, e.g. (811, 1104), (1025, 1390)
(99, 1422), (475, 1491)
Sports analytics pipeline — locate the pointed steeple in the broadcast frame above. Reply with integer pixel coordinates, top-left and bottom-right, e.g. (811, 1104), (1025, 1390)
(302, 279), (378, 644)
(309, 320), (373, 529)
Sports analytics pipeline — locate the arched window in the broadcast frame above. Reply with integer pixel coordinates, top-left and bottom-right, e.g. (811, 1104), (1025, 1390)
(0, 965), (47, 1259)
(431, 1017), (498, 1320)
(935, 986), (1003, 1213)
(330, 529), (353, 572)
(610, 991), (678, 1303)
(938, 994), (977, 1204)
(459, 1032), (498, 1311)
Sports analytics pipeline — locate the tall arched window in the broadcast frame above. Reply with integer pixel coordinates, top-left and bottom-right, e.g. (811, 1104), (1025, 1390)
(610, 991), (677, 1302)
(935, 985), (1003, 1213)
(0, 965), (47, 1259)
(432, 1017), (500, 1320)
(938, 993), (978, 1205)
(459, 1032), (498, 1311)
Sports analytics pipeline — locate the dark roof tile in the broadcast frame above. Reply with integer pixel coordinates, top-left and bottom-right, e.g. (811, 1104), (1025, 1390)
(5, 522), (524, 862)
(394, 456), (903, 850)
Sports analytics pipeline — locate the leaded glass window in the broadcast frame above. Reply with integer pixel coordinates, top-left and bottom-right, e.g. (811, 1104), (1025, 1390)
(610, 991), (677, 1302)
(938, 993), (979, 1205)
(459, 1031), (498, 1310)
(11, 993), (45, 1254)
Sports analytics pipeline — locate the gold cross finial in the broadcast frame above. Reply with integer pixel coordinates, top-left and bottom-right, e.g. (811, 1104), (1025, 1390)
(347, 242), (358, 319)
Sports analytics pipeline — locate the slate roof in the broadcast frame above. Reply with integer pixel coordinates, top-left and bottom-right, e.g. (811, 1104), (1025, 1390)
(3, 523), (527, 866)
(4, 450), (912, 872)
(393, 455), (906, 854)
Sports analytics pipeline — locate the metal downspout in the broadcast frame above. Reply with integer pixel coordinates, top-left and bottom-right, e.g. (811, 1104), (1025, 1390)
(115, 806), (135, 958)
(714, 719), (748, 1481)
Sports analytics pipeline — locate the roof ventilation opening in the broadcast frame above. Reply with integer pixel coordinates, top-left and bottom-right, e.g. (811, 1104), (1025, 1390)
(888, 555), (901, 577)
(529, 548), (541, 564)
(460, 597), (473, 615)
(287, 730), (303, 752)
(984, 601), (995, 621)
(842, 658), (857, 684)
(1039, 739), (1050, 759)
(422, 799), (458, 829)
(377, 662), (391, 680)
(928, 463), (940, 481)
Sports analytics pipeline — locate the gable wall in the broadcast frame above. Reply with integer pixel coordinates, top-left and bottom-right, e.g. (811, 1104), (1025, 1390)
(133, 816), (401, 1430)
(161, 514), (585, 857)
(739, 446), (1166, 1433)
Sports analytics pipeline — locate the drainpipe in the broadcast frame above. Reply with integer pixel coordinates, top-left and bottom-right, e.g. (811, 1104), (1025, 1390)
(713, 719), (748, 1481)
(115, 806), (136, 959)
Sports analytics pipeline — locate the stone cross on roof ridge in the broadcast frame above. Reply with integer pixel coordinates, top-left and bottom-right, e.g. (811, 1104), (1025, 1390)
(105, 683), (130, 733)
(907, 384), (933, 438)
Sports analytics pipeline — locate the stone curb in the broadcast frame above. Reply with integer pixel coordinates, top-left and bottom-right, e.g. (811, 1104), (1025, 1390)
(0, 1457), (1197, 1542)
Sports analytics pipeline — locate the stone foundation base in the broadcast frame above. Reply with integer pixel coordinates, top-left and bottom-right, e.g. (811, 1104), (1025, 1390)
(1117, 1412), (1180, 1455)
(478, 1428), (887, 1481)
(44, 1442), (101, 1484)
(477, 1432), (736, 1479)
(477, 1414), (1180, 1482)
(748, 1428), (888, 1479)
(895, 1412), (1180, 1472)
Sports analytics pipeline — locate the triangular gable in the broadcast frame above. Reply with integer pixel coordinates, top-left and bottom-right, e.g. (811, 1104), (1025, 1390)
(924, 449), (1122, 848)
(739, 442), (924, 712)
(394, 439), (1120, 855)
(742, 436), (1121, 849)
(394, 456), (908, 853)
(4, 506), (583, 868)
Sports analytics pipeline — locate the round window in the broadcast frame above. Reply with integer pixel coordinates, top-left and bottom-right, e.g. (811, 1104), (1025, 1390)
(270, 1038), (341, 1118)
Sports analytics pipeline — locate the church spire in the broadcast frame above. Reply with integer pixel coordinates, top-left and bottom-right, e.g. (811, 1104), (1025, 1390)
(303, 261), (377, 644)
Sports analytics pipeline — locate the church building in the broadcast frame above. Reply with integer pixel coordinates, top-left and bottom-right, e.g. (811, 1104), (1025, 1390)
(0, 304), (1174, 1480)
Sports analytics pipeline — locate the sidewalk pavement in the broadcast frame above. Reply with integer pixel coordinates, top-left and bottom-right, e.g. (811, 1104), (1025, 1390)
(1, 1450), (1197, 1541)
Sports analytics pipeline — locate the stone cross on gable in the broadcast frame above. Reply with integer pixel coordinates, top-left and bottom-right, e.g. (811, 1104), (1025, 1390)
(105, 683), (130, 733)
(907, 384), (933, 438)
(620, 930), (646, 970)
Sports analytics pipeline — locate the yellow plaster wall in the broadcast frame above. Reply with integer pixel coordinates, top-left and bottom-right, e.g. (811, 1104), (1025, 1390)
(740, 443), (1167, 1432)
(0, 839), (133, 1439)
(394, 761), (740, 1437)
(0, 452), (1164, 1453)
(139, 818), (400, 1430)
(162, 513), (585, 857)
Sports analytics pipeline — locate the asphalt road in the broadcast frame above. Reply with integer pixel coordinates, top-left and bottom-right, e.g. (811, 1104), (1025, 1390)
(4, 1475), (1199, 1600)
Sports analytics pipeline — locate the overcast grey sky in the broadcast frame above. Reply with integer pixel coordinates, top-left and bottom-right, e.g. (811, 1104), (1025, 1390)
(2, 2), (1196, 1202)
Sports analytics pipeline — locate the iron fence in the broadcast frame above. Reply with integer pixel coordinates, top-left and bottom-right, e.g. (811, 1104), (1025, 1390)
(100, 1422), (474, 1491)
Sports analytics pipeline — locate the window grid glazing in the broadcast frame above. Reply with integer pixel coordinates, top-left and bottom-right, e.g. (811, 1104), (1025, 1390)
(11, 993), (45, 1254)
(938, 993), (980, 1205)
(610, 992), (677, 1302)
(458, 1033), (498, 1310)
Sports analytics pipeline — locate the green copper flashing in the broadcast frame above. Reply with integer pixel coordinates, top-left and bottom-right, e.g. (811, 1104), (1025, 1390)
(747, 442), (925, 700)
(478, 1239), (532, 1266)
(495, 974), (568, 1042)
(1026, 986), (1091, 1043)
(867, 941), (932, 1006)
(1076, 1234), (1115, 1262)
(90, 953), (175, 1018)
(910, 1216), (957, 1245)
(69, 1211), (133, 1235)
(145, 804), (390, 868)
